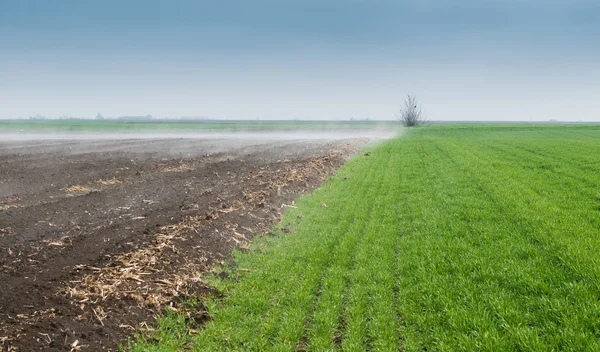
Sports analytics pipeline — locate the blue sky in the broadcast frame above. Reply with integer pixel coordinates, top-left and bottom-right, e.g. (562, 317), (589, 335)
(1, 0), (599, 120)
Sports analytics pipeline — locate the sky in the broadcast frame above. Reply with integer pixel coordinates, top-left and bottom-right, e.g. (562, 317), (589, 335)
(0, 0), (599, 121)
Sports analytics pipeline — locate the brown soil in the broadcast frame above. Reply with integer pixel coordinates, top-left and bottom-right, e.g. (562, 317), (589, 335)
(0, 137), (367, 351)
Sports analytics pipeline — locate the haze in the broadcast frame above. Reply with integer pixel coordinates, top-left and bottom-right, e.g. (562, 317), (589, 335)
(1, 1), (599, 122)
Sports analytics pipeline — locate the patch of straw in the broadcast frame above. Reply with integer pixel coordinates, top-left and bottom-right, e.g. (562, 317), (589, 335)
(94, 178), (122, 185)
(62, 185), (93, 193)
(59, 215), (208, 314)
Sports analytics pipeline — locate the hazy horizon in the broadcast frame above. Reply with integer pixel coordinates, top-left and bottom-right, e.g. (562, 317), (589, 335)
(1, 1), (599, 121)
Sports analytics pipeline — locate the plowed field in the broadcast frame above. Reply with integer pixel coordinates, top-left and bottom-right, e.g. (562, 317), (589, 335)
(0, 133), (372, 351)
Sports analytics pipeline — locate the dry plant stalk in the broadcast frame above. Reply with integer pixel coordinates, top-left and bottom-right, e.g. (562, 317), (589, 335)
(62, 185), (93, 193)
(43, 235), (73, 247)
(94, 178), (122, 185)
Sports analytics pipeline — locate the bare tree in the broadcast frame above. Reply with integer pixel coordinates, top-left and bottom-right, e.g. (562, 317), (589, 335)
(398, 95), (426, 127)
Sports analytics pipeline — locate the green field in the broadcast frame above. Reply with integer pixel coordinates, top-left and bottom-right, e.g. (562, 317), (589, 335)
(129, 124), (600, 351)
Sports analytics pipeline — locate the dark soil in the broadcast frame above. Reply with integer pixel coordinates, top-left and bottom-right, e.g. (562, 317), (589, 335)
(0, 137), (367, 351)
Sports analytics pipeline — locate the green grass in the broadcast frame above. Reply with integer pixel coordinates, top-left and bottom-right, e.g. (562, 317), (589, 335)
(127, 124), (600, 351)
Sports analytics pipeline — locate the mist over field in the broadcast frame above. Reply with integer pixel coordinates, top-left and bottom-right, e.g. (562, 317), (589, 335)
(0, 127), (400, 142)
